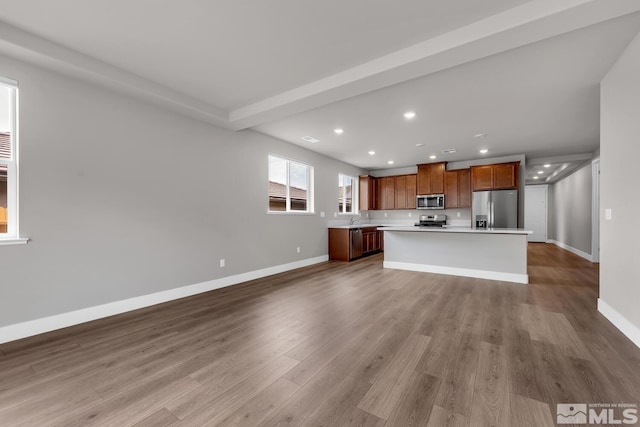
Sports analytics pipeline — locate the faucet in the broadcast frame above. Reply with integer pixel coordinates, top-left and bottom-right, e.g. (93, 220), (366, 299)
(350, 215), (361, 225)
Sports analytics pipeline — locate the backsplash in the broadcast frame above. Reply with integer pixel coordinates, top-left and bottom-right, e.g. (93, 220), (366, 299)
(323, 208), (473, 227)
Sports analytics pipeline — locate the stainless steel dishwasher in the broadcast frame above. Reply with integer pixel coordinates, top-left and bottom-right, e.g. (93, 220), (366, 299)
(350, 228), (363, 259)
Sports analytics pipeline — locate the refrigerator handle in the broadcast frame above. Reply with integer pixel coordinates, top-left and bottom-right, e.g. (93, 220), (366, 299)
(489, 201), (494, 228)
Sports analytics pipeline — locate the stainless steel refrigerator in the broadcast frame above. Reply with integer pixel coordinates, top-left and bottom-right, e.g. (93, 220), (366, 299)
(472, 190), (518, 229)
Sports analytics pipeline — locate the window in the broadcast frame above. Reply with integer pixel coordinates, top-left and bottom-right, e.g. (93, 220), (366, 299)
(268, 155), (313, 213)
(338, 174), (356, 214)
(0, 77), (17, 238)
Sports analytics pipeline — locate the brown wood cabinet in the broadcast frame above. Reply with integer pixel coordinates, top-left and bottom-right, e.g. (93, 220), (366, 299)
(376, 177), (395, 210)
(493, 162), (518, 189)
(471, 162), (519, 191)
(444, 169), (471, 209)
(359, 175), (376, 211)
(394, 174), (417, 209)
(458, 169), (471, 207)
(361, 227), (382, 255)
(329, 227), (383, 261)
(417, 162), (446, 195)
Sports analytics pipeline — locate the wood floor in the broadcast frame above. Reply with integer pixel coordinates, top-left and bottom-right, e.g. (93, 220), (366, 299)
(1, 243), (639, 426)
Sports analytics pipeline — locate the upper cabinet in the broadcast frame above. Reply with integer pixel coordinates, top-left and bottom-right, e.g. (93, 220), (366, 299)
(493, 162), (519, 189)
(395, 174), (417, 209)
(376, 176), (395, 210)
(359, 175), (376, 211)
(417, 162), (446, 195)
(444, 169), (471, 209)
(470, 161), (519, 191)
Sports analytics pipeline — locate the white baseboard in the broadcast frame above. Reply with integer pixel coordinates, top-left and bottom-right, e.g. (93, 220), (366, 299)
(598, 298), (640, 349)
(383, 261), (528, 284)
(0, 255), (328, 344)
(546, 239), (593, 262)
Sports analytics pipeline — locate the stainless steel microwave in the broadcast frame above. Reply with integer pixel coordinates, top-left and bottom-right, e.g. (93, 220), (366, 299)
(416, 194), (445, 210)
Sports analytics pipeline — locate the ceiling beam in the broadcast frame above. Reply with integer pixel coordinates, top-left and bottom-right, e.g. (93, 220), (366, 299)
(229, 0), (640, 130)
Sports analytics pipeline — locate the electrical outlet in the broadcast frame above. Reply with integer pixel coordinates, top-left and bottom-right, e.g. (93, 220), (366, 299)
(366, 213), (369, 218)
(320, 211), (325, 217)
(384, 212), (388, 217)
(296, 247), (300, 253)
(219, 259), (225, 267)
(605, 208), (612, 220)
(408, 212), (412, 217)
(457, 211), (461, 217)
(334, 212), (337, 217)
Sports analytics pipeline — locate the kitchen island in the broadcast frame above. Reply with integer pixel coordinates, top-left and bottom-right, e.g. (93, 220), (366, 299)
(379, 226), (532, 284)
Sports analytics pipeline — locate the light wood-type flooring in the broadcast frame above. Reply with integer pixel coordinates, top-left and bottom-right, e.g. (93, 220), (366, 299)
(1, 243), (640, 426)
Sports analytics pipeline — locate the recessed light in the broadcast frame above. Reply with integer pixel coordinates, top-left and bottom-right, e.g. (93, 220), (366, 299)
(334, 128), (344, 134)
(403, 111), (416, 119)
(544, 164), (551, 168)
(368, 151), (376, 155)
(388, 160), (394, 165)
(474, 133), (488, 138)
(429, 155), (437, 159)
(301, 136), (319, 143)
(442, 149), (456, 154)
(479, 148), (488, 154)
(533, 176), (539, 180)
(416, 143), (425, 147)
(537, 171), (544, 174)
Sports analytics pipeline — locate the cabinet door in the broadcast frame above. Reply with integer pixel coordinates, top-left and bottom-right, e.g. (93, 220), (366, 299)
(329, 229), (350, 261)
(406, 174), (417, 209)
(457, 169), (471, 208)
(444, 170), (459, 209)
(359, 175), (376, 210)
(395, 175), (407, 209)
(417, 164), (431, 195)
(493, 162), (518, 189)
(430, 162), (446, 194)
(377, 177), (395, 210)
(471, 165), (494, 191)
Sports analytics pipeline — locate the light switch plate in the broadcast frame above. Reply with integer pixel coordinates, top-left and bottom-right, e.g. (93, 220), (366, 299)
(605, 208), (612, 220)
(320, 211), (325, 217)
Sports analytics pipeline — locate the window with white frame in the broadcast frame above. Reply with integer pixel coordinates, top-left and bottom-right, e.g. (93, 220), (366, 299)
(338, 174), (356, 214)
(268, 155), (313, 213)
(0, 77), (17, 238)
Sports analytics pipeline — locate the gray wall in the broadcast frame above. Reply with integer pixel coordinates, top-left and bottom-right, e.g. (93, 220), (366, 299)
(0, 54), (364, 328)
(547, 162), (592, 254)
(547, 185), (556, 239)
(600, 32), (640, 332)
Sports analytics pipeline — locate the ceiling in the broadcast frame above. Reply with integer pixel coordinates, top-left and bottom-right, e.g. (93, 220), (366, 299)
(0, 1), (639, 184)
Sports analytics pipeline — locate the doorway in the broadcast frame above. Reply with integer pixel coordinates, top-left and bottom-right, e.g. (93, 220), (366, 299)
(525, 185), (548, 242)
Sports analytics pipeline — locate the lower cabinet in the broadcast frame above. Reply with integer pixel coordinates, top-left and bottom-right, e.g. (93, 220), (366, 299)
(329, 227), (384, 261)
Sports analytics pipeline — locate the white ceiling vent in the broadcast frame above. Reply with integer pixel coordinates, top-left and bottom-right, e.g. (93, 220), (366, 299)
(442, 148), (456, 154)
(301, 136), (319, 143)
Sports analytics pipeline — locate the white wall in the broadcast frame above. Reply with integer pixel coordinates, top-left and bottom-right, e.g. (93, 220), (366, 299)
(0, 54), (364, 330)
(600, 31), (640, 344)
(547, 162), (592, 255)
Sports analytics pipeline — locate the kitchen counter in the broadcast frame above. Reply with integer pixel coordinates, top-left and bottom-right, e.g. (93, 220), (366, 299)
(327, 223), (403, 229)
(378, 226), (532, 235)
(382, 226), (531, 284)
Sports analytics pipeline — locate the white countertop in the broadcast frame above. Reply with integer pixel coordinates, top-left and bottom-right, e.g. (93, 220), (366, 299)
(378, 226), (532, 235)
(328, 223), (398, 229)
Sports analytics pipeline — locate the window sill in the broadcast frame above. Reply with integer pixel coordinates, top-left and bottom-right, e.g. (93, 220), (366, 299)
(0, 237), (29, 246)
(267, 211), (316, 216)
